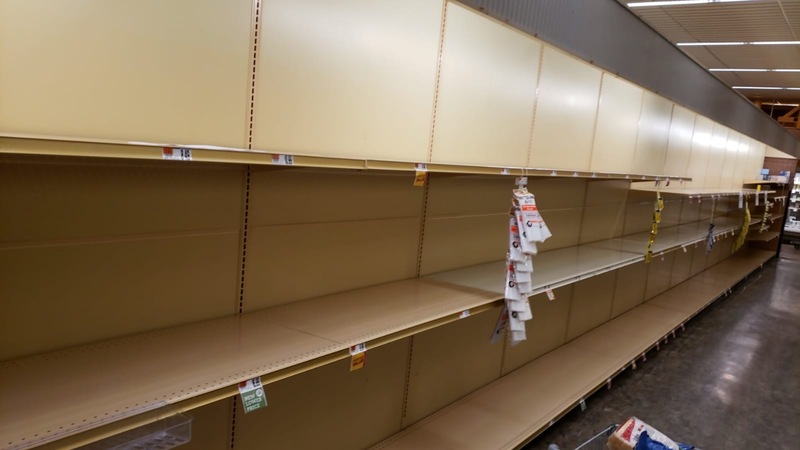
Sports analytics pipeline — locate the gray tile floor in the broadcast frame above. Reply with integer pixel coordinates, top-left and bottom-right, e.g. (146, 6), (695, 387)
(525, 255), (800, 450)
(780, 242), (800, 261)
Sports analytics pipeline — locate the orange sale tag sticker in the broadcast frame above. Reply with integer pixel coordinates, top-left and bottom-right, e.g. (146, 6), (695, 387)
(413, 171), (428, 187)
(349, 343), (367, 371)
(350, 352), (366, 371)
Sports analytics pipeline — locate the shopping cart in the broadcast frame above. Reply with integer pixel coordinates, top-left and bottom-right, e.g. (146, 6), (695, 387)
(548, 424), (618, 450)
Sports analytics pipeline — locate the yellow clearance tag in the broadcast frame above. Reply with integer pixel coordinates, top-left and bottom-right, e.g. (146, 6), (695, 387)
(654, 210), (662, 224)
(350, 352), (366, 371)
(651, 223), (658, 235)
(413, 171), (427, 187)
(349, 343), (367, 371)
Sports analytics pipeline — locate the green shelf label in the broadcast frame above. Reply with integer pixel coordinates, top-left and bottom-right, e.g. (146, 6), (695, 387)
(238, 377), (268, 413)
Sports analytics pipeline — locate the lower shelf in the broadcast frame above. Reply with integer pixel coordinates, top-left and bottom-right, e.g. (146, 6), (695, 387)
(0, 218), (746, 449)
(372, 248), (774, 450)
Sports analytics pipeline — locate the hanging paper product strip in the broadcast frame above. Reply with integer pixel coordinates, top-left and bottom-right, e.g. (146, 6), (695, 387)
(706, 223), (715, 253)
(733, 204), (750, 252)
(514, 210), (538, 255)
(508, 217), (527, 262)
(503, 185), (551, 345)
(515, 190), (553, 243)
(645, 191), (664, 264)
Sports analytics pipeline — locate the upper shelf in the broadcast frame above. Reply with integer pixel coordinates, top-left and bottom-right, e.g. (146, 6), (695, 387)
(630, 185), (775, 198)
(0, 135), (690, 181)
(0, 217), (742, 449)
(591, 217), (742, 256)
(742, 179), (787, 185)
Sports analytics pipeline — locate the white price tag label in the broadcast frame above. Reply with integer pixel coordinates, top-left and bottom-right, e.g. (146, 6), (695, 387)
(579, 399), (587, 411)
(515, 176), (528, 186)
(459, 310), (470, 319)
(271, 154), (294, 165)
(414, 163), (428, 172)
(349, 343), (367, 355)
(238, 377), (267, 413)
(162, 147), (192, 161)
(501, 168), (510, 175)
(546, 289), (555, 301)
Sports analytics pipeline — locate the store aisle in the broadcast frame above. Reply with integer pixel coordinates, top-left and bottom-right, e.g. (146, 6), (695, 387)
(781, 243), (800, 261)
(525, 256), (800, 450)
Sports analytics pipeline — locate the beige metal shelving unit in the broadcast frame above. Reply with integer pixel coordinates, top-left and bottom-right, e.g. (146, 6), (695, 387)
(0, 1), (783, 449)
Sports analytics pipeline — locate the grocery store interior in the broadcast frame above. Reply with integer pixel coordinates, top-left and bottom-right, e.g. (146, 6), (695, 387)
(1, 1), (799, 449)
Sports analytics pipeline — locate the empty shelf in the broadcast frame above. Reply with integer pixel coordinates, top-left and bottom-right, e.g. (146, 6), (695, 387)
(743, 180), (786, 185)
(630, 185), (775, 197)
(0, 278), (498, 449)
(427, 245), (643, 296)
(373, 249), (773, 450)
(590, 218), (741, 256)
(746, 231), (780, 242)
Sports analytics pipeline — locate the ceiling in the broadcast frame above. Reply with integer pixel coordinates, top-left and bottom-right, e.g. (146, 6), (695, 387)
(620, 0), (800, 106)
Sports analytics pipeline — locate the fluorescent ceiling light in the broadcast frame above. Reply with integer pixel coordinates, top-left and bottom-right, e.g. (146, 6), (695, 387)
(761, 102), (799, 106)
(732, 86), (787, 90)
(678, 42), (747, 46)
(628, 0), (754, 7)
(709, 68), (769, 72)
(677, 40), (800, 46)
(710, 68), (800, 72)
(752, 41), (800, 45)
